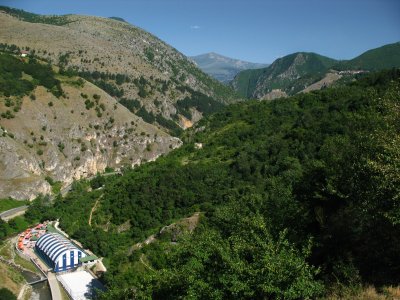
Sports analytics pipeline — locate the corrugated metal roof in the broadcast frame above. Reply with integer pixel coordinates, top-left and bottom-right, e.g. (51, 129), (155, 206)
(36, 232), (82, 263)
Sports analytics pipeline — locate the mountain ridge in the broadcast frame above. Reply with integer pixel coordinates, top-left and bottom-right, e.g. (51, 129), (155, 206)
(232, 51), (337, 99)
(0, 7), (240, 133)
(334, 41), (400, 71)
(231, 42), (400, 99)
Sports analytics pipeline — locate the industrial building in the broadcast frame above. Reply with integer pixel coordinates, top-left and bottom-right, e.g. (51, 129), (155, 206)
(35, 232), (86, 272)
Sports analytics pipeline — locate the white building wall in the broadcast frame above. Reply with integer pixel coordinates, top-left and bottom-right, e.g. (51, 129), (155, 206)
(55, 249), (86, 269)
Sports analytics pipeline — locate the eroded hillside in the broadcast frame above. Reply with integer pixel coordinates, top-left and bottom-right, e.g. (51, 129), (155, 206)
(0, 54), (181, 200)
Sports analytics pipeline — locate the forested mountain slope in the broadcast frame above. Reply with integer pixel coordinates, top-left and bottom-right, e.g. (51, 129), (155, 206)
(0, 7), (239, 132)
(232, 42), (400, 100)
(23, 69), (400, 299)
(335, 41), (400, 71)
(231, 52), (337, 99)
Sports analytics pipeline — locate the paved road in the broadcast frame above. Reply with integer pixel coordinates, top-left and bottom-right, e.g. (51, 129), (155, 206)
(0, 205), (28, 221)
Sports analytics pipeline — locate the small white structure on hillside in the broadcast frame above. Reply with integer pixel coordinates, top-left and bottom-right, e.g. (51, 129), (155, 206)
(20, 50), (29, 57)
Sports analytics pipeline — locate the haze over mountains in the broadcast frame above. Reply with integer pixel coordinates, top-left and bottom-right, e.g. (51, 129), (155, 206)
(192, 42), (400, 100)
(190, 52), (268, 83)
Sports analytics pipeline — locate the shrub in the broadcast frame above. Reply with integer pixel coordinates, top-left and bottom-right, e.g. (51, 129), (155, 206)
(0, 287), (16, 300)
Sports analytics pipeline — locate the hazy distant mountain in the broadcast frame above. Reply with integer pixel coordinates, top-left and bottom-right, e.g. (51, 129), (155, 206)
(191, 52), (268, 83)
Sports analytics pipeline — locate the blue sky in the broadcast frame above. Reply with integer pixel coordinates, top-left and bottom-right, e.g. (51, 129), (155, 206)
(1, 0), (399, 63)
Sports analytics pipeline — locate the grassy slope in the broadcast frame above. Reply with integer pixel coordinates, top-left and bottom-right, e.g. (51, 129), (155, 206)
(0, 262), (24, 297)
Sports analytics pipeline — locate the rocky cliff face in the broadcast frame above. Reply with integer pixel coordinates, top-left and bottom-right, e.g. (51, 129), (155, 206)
(0, 79), (181, 200)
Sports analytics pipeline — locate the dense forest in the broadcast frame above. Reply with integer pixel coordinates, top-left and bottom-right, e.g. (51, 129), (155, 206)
(25, 69), (400, 299)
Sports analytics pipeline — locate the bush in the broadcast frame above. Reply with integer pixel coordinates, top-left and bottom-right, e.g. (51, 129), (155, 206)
(0, 287), (16, 300)
(45, 175), (55, 185)
(58, 142), (65, 151)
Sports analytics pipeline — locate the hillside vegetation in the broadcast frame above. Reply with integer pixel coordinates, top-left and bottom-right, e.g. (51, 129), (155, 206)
(0, 7), (240, 133)
(334, 41), (400, 71)
(0, 5), (72, 26)
(232, 42), (400, 100)
(232, 52), (337, 98)
(23, 69), (400, 299)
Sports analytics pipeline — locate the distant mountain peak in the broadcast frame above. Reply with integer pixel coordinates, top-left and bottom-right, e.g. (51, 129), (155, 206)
(191, 52), (268, 83)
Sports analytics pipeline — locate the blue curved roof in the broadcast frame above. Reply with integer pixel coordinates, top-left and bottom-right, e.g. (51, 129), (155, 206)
(36, 232), (83, 263)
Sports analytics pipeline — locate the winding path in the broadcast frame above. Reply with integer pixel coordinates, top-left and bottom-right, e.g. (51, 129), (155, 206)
(88, 195), (103, 226)
(140, 254), (154, 272)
